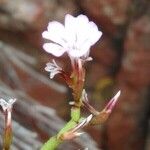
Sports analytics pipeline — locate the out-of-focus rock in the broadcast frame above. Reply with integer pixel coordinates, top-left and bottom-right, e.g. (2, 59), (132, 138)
(86, 36), (117, 90)
(102, 14), (150, 150)
(0, 81), (99, 150)
(91, 36), (117, 66)
(0, 0), (79, 48)
(0, 0), (150, 149)
(0, 0), (78, 31)
(79, 0), (131, 35)
(103, 87), (149, 150)
(124, 16), (150, 53)
(121, 16), (150, 88)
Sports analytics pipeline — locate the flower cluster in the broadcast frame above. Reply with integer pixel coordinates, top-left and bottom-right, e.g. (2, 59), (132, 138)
(41, 14), (120, 150)
(43, 14), (102, 80)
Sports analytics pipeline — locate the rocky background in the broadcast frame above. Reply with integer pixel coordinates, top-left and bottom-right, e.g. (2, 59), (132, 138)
(0, 0), (149, 150)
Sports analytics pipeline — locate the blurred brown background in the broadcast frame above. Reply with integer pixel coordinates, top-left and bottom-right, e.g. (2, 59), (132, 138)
(0, 0), (150, 150)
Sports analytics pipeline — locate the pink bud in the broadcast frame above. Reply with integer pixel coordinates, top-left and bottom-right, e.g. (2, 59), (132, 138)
(104, 91), (121, 112)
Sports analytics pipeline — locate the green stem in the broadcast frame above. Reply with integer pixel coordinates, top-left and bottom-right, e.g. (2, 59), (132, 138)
(41, 107), (81, 150)
(3, 127), (12, 150)
(41, 59), (84, 150)
(41, 136), (62, 150)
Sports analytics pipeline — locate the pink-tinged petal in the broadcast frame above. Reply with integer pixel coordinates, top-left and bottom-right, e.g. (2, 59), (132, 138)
(65, 14), (77, 44)
(47, 21), (64, 32)
(89, 21), (99, 31)
(88, 22), (102, 45)
(76, 14), (89, 25)
(65, 14), (76, 29)
(76, 20), (102, 48)
(78, 21), (102, 48)
(88, 30), (102, 46)
(75, 15), (90, 45)
(43, 43), (66, 57)
(42, 31), (52, 40)
(42, 21), (67, 46)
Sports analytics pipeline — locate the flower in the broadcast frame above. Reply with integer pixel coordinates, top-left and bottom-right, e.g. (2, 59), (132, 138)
(45, 59), (62, 79)
(0, 98), (16, 112)
(42, 14), (102, 58)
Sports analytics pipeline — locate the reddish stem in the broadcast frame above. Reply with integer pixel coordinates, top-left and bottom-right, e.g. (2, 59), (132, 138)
(3, 109), (12, 150)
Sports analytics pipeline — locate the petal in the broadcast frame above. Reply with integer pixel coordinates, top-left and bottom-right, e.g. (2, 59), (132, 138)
(65, 14), (77, 44)
(43, 43), (66, 57)
(76, 14), (89, 23)
(42, 21), (67, 46)
(77, 21), (102, 48)
(65, 14), (76, 30)
(76, 15), (89, 31)
(75, 15), (90, 44)
(88, 22), (102, 45)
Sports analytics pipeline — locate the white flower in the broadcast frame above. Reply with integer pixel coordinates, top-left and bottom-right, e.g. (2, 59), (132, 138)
(45, 59), (62, 79)
(42, 14), (102, 58)
(0, 98), (16, 111)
